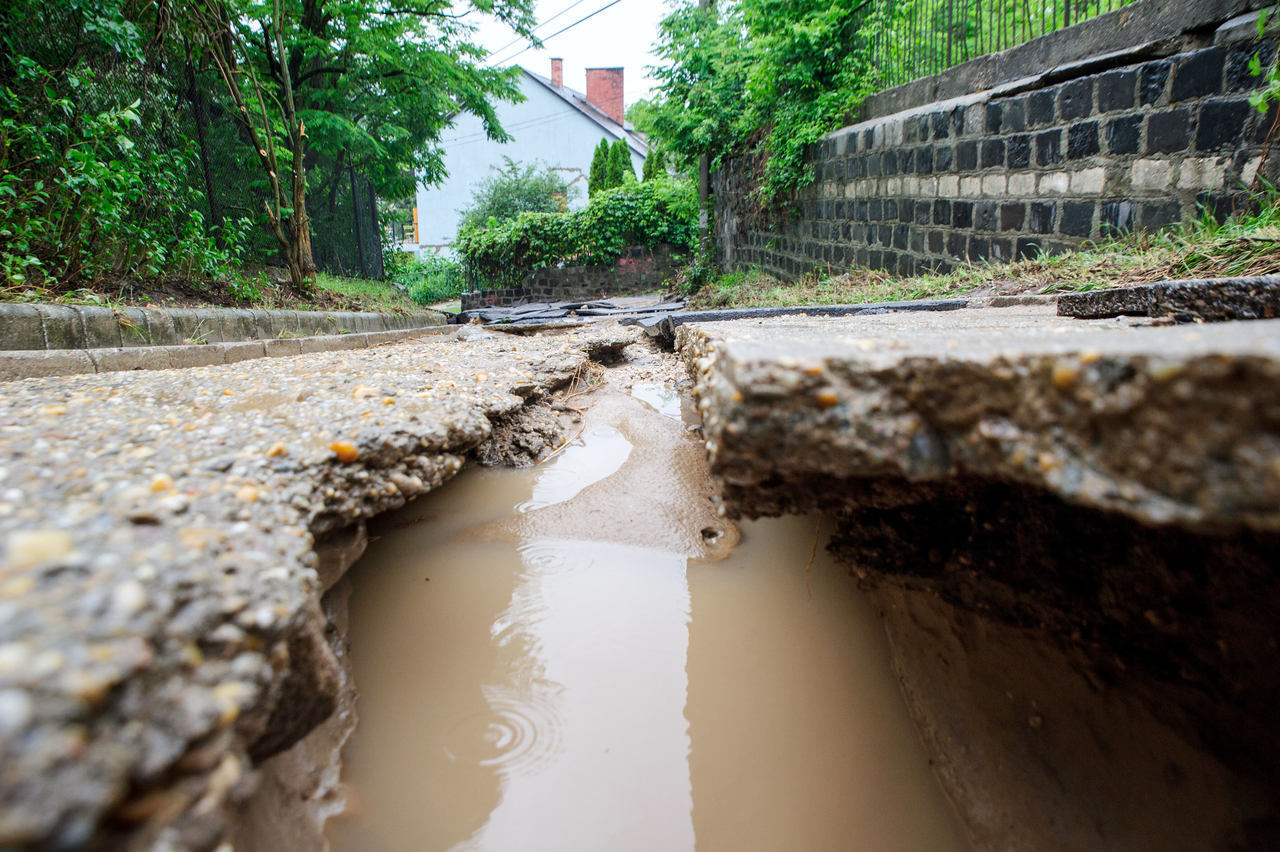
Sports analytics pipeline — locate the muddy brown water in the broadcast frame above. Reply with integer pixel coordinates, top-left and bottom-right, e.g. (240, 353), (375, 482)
(327, 383), (969, 851)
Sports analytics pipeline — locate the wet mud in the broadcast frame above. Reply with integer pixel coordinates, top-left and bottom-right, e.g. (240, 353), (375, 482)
(326, 378), (968, 850)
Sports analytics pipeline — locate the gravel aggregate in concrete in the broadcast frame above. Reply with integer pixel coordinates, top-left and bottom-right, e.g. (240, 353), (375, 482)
(0, 324), (633, 848)
(1057, 275), (1280, 321)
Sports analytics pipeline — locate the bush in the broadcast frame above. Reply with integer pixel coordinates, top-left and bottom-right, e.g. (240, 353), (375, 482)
(457, 157), (577, 233)
(386, 252), (466, 304)
(454, 178), (697, 289)
(0, 0), (249, 292)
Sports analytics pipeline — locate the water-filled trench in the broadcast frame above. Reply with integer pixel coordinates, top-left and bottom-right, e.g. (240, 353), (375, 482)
(326, 381), (969, 851)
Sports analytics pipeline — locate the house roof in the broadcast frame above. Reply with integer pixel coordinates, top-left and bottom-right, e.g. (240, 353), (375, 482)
(521, 68), (649, 159)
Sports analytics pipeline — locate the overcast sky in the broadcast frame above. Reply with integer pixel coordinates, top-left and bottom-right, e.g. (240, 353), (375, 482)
(464, 0), (671, 106)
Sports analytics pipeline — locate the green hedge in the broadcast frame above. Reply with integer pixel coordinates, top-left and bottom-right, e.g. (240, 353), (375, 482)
(454, 178), (697, 289)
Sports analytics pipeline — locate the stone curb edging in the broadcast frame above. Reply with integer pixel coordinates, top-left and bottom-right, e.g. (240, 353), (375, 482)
(0, 303), (445, 352)
(0, 326), (455, 383)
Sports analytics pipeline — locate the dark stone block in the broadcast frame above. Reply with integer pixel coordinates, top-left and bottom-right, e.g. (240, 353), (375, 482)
(883, 150), (899, 174)
(910, 229), (925, 253)
(1067, 121), (1101, 159)
(916, 201), (932, 225)
(951, 107), (966, 136)
(904, 118), (919, 143)
(916, 145), (934, 174)
(1146, 108), (1191, 154)
(899, 199), (914, 223)
(856, 201), (869, 222)
(1196, 99), (1250, 151)
(953, 201), (974, 229)
(957, 140), (979, 170)
(893, 225), (909, 250)
(1029, 89), (1057, 126)
(1105, 115), (1142, 154)
(968, 237), (990, 261)
(986, 103), (1003, 134)
(1226, 43), (1274, 91)
(868, 249), (882, 268)
(1141, 200), (1182, 229)
(867, 153), (882, 177)
(1030, 202), (1056, 234)
(1059, 79), (1093, 121)
(934, 145), (953, 172)
(990, 237), (1014, 262)
(1196, 191), (1237, 223)
(975, 202), (998, 231)
(1256, 104), (1279, 143)
(946, 232), (967, 258)
(1000, 203), (1026, 230)
(1060, 201), (1095, 237)
(1171, 47), (1225, 102)
(869, 198), (883, 221)
(901, 148), (915, 173)
(917, 116), (931, 141)
(1140, 61), (1170, 106)
(933, 200), (952, 226)
(1036, 130), (1063, 165)
(1016, 237), (1044, 260)
(928, 230), (945, 253)
(1007, 134), (1031, 168)
(981, 138), (1006, 168)
(1001, 97), (1027, 133)
(864, 129), (874, 148)
(931, 111), (950, 139)
(1096, 69), (1137, 112)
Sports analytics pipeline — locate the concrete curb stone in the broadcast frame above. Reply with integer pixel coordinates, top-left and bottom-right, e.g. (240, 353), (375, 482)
(0, 327), (453, 382)
(74, 306), (124, 349)
(0, 303), (447, 352)
(0, 304), (44, 350)
(34, 305), (83, 350)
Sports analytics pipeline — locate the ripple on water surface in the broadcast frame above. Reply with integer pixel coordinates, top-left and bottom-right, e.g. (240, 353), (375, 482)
(329, 390), (969, 852)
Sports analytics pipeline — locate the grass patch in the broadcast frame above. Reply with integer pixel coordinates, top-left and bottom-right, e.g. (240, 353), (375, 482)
(686, 202), (1280, 309)
(310, 272), (420, 312)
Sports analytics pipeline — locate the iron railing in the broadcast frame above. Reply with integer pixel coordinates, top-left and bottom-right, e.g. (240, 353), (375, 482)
(855, 0), (1139, 90)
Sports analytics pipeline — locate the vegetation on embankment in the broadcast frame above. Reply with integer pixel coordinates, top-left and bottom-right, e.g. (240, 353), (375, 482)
(684, 202), (1280, 309)
(0, 0), (535, 301)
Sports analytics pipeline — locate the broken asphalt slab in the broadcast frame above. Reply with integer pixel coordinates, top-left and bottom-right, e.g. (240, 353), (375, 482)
(1057, 274), (1280, 321)
(631, 298), (970, 346)
(678, 304), (1280, 849)
(0, 325), (634, 849)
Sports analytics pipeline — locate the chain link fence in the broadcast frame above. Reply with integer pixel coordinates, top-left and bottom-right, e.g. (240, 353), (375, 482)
(857, 0), (1138, 90)
(179, 65), (384, 280)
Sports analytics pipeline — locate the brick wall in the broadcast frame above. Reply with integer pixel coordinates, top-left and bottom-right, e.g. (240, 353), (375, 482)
(715, 17), (1276, 280)
(460, 244), (683, 309)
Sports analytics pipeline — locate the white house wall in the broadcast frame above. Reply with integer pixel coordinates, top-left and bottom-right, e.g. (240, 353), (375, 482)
(415, 72), (645, 255)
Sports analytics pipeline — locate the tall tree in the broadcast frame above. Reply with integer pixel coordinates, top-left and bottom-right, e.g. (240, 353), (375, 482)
(184, 0), (538, 291)
(642, 147), (667, 181)
(606, 139), (635, 188)
(588, 138), (610, 196)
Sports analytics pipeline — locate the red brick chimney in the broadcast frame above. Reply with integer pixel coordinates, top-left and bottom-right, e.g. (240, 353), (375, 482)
(550, 57), (563, 87)
(585, 67), (624, 126)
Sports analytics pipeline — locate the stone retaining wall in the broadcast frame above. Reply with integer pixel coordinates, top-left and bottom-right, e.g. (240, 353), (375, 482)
(461, 243), (683, 309)
(714, 1), (1276, 279)
(0, 304), (443, 351)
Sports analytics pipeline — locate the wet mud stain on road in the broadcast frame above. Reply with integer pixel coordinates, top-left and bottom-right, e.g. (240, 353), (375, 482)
(328, 384), (968, 851)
